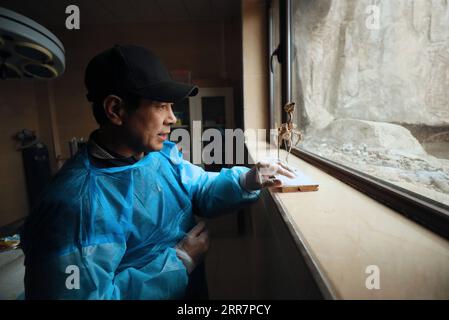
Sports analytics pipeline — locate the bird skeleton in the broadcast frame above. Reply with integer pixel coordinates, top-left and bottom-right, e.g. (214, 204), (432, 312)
(277, 102), (302, 162)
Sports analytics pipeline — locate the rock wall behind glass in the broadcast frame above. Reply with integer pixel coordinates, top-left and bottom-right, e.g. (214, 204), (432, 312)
(292, 0), (449, 131)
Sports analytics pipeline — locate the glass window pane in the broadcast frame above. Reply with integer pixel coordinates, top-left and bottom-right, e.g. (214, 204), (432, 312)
(291, 0), (449, 207)
(271, 0), (282, 129)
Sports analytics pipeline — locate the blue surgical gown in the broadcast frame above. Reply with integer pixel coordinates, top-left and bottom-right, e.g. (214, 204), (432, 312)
(21, 141), (259, 299)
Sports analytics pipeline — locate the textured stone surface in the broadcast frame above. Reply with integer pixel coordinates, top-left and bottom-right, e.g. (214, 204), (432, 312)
(291, 0), (449, 205)
(312, 119), (427, 155)
(292, 0), (449, 131)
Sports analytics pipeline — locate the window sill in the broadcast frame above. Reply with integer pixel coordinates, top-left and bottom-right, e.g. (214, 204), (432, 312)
(246, 139), (449, 299)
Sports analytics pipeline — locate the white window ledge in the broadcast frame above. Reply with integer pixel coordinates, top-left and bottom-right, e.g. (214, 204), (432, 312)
(246, 139), (449, 299)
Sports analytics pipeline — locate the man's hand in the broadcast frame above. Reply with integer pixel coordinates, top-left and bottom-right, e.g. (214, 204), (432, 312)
(175, 221), (210, 274)
(240, 159), (296, 191)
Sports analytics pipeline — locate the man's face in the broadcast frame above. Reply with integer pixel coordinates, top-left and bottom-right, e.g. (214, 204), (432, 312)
(122, 99), (176, 153)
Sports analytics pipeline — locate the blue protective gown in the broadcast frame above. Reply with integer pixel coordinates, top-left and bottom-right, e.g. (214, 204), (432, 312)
(22, 141), (259, 299)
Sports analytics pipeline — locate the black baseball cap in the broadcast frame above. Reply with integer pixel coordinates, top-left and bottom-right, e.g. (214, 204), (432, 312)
(85, 45), (198, 103)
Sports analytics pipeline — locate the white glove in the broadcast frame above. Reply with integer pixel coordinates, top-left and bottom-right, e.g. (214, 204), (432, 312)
(239, 159), (296, 191)
(175, 221), (209, 274)
(175, 247), (196, 274)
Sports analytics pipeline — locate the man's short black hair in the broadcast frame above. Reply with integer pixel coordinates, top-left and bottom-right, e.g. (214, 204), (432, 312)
(91, 94), (141, 125)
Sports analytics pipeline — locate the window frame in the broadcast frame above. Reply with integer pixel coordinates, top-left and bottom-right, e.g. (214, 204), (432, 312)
(268, 0), (449, 240)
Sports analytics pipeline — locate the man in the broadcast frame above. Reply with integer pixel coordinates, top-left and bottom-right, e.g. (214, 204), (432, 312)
(21, 45), (294, 299)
